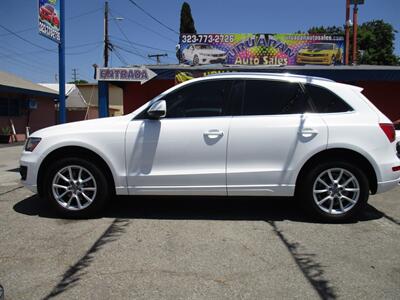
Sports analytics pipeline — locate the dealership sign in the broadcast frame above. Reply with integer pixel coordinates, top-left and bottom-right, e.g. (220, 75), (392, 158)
(96, 67), (157, 84)
(180, 34), (344, 66)
(38, 0), (60, 43)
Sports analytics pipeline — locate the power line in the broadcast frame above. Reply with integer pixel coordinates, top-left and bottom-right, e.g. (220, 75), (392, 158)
(0, 44), (55, 70)
(65, 43), (103, 55)
(0, 50), (55, 76)
(110, 35), (175, 54)
(109, 11), (153, 63)
(110, 8), (176, 43)
(148, 53), (168, 64)
(0, 24), (55, 52)
(111, 46), (129, 65)
(0, 7), (103, 38)
(0, 41), (102, 59)
(112, 44), (154, 62)
(126, 0), (179, 35)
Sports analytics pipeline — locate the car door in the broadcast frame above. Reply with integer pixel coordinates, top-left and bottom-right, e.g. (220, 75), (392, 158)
(227, 79), (328, 196)
(125, 79), (233, 195)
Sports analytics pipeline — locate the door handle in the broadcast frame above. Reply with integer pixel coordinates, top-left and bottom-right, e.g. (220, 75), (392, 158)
(204, 130), (224, 138)
(300, 128), (319, 136)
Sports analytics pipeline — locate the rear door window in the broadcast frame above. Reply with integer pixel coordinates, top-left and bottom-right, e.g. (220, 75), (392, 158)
(240, 79), (311, 116)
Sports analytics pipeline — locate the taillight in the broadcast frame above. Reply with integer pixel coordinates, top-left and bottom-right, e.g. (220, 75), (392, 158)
(379, 123), (395, 143)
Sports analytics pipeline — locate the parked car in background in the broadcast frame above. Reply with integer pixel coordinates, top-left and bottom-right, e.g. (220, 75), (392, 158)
(39, 4), (59, 28)
(182, 44), (227, 65)
(20, 73), (400, 221)
(296, 43), (342, 65)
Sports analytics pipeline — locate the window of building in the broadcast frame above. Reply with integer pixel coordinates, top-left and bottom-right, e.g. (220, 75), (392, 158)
(0, 98), (24, 116)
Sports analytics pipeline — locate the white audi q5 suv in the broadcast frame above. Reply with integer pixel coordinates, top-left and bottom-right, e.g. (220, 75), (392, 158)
(20, 73), (400, 221)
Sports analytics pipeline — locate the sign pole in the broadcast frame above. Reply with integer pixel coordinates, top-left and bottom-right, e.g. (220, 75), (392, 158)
(58, 0), (66, 123)
(345, 0), (350, 65)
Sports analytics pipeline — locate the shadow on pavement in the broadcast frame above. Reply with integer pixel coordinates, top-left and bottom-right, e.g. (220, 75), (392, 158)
(14, 194), (384, 224)
(12, 194), (389, 299)
(43, 218), (130, 299)
(268, 220), (337, 299)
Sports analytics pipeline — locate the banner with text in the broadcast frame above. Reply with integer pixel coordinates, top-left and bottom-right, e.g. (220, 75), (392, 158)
(179, 34), (344, 66)
(38, 0), (60, 43)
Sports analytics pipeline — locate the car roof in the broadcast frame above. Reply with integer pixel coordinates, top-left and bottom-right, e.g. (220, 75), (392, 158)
(205, 72), (335, 83)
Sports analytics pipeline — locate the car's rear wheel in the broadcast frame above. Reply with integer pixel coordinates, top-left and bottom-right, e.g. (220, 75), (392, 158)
(298, 161), (369, 222)
(193, 55), (199, 65)
(43, 157), (109, 218)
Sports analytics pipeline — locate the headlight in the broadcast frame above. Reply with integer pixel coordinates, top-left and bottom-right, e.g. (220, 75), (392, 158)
(25, 137), (41, 152)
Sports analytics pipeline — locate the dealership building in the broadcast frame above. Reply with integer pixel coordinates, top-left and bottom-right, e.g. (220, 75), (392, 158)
(97, 64), (400, 123)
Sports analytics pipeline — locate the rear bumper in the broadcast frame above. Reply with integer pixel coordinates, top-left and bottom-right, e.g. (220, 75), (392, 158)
(376, 177), (400, 194)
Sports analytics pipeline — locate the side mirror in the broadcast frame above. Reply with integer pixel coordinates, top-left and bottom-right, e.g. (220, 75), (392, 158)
(147, 100), (166, 119)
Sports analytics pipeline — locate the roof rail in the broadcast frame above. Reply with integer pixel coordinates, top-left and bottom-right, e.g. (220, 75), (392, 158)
(206, 72), (335, 82)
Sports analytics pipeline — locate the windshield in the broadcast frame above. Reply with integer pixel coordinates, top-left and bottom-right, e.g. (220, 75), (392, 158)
(306, 43), (334, 50)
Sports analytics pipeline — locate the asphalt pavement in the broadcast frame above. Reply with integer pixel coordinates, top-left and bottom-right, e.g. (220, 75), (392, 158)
(0, 145), (399, 299)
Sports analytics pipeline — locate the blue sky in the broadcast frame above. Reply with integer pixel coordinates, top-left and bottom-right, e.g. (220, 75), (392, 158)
(0, 0), (399, 83)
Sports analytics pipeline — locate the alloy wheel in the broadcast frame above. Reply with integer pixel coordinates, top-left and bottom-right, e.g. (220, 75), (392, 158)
(52, 165), (97, 211)
(312, 168), (360, 215)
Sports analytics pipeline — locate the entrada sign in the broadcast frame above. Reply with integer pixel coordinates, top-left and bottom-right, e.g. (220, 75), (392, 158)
(96, 67), (157, 84)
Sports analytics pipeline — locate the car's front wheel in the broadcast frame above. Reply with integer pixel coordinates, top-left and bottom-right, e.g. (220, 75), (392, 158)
(298, 161), (369, 222)
(43, 157), (109, 218)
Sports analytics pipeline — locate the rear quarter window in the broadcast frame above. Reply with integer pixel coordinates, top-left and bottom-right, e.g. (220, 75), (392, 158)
(305, 84), (353, 113)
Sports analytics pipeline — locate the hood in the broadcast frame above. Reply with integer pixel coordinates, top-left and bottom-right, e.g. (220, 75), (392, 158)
(198, 49), (226, 55)
(299, 48), (333, 54)
(31, 115), (131, 138)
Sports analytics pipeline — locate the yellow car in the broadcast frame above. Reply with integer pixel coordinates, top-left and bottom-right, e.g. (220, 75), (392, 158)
(296, 43), (342, 65)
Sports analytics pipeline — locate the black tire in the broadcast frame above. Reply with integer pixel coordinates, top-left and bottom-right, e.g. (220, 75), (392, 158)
(193, 55), (199, 65)
(42, 157), (110, 218)
(297, 160), (369, 222)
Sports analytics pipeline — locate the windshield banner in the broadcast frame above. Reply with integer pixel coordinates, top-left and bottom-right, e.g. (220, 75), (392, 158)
(38, 0), (61, 43)
(179, 34), (344, 66)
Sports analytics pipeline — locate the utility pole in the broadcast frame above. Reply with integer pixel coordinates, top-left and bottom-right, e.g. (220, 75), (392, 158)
(345, 0), (350, 65)
(352, 1), (358, 65)
(72, 68), (79, 82)
(148, 53), (168, 64)
(103, 0), (109, 67)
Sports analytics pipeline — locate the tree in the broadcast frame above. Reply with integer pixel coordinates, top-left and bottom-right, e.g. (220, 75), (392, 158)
(357, 20), (399, 65)
(180, 2), (196, 34)
(308, 25), (344, 35)
(177, 2), (196, 62)
(68, 80), (88, 84)
(305, 20), (399, 65)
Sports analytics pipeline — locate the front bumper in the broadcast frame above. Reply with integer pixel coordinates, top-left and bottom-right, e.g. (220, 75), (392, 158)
(20, 151), (40, 194)
(296, 55), (331, 65)
(200, 56), (226, 64)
